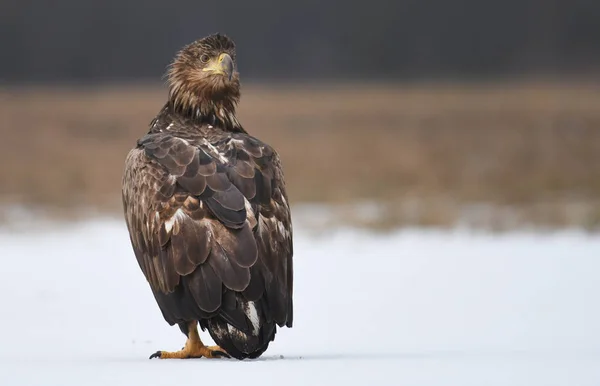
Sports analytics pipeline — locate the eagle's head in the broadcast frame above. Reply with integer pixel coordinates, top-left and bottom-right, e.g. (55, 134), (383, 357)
(167, 33), (242, 130)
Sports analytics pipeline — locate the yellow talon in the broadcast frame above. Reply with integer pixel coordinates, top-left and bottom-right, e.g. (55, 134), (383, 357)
(149, 321), (230, 359)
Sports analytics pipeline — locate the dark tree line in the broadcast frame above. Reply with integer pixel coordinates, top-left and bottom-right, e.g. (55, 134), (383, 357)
(0, 0), (598, 83)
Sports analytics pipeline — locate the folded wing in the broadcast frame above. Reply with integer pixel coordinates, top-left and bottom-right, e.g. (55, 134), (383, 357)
(122, 130), (293, 328)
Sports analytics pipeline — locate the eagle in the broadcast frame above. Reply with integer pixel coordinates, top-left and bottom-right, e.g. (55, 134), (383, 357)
(121, 33), (293, 360)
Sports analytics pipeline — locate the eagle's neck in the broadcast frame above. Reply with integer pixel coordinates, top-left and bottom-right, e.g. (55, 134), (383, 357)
(167, 84), (245, 133)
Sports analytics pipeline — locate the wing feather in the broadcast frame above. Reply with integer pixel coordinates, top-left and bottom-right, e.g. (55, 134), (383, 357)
(211, 185), (246, 211)
(207, 244), (251, 292)
(122, 127), (293, 329)
(188, 264), (222, 313)
(227, 135), (294, 328)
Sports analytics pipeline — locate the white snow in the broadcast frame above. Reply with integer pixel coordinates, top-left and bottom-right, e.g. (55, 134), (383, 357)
(0, 217), (599, 385)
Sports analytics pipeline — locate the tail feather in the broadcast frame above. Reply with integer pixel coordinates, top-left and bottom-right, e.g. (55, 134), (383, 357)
(203, 294), (276, 359)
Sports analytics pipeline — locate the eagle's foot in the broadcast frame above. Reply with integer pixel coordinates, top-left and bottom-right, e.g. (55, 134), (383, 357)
(205, 345), (230, 358)
(149, 344), (229, 359)
(149, 320), (230, 359)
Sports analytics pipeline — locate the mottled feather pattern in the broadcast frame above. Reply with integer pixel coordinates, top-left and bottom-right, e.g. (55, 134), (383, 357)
(122, 33), (292, 360)
(122, 106), (293, 336)
(166, 36), (242, 131)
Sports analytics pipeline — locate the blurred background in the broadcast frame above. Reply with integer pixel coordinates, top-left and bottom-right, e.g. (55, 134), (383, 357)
(2, 3), (600, 384)
(1, 0), (600, 231)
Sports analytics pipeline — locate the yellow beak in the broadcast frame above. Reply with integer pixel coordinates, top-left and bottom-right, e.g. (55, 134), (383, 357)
(202, 53), (234, 80)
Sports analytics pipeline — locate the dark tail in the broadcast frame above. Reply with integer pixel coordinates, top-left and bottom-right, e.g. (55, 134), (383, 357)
(201, 293), (277, 360)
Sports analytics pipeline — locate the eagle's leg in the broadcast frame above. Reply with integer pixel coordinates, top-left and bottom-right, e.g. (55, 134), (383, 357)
(149, 321), (230, 359)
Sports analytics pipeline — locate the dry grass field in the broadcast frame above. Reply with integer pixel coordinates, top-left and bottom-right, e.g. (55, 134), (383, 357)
(1, 81), (599, 230)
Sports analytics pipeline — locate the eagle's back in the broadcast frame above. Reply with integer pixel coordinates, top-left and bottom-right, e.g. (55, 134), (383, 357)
(122, 106), (293, 359)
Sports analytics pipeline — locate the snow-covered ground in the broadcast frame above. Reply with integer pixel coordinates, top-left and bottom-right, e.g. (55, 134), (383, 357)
(0, 217), (599, 385)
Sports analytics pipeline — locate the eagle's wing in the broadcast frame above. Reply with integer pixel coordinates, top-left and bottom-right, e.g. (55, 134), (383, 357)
(122, 131), (293, 328)
(226, 133), (294, 328)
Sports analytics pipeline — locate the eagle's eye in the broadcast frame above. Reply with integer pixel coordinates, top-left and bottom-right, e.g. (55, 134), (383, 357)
(200, 54), (210, 64)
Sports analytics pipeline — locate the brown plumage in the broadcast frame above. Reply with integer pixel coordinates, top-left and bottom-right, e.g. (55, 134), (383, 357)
(121, 33), (293, 360)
